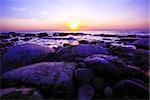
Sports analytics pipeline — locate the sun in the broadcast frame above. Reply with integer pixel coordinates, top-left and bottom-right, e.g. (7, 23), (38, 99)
(69, 20), (80, 30)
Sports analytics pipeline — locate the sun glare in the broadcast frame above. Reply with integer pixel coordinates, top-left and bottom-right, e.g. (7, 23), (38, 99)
(69, 20), (80, 30)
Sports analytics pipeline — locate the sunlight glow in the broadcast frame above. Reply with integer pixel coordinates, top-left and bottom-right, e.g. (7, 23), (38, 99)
(69, 20), (80, 30)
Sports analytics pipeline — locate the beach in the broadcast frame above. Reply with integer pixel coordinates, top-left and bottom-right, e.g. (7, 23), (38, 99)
(0, 31), (149, 99)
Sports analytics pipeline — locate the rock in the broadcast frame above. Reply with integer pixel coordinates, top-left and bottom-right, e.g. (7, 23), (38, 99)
(57, 44), (110, 61)
(92, 77), (105, 92)
(113, 79), (149, 98)
(104, 86), (113, 98)
(53, 32), (86, 36)
(0, 87), (16, 97)
(84, 54), (143, 79)
(119, 38), (138, 42)
(78, 84), (94, 100)
(21, 37), (31, 41)
(10, 38), (19, 42)
(63, 43), (70, 47)
(79, 40), (89, 44)
(110, 46), (136, 59)
(135, 49), (149, 70)
(0, 33), (10, 39)
(3, 62), (76, 96)
(84, 54), (124, 78)
(133, 38), (149, 49)
(24, 33), (36, 37)
(37, 32), (49, 38)
(75, 68), (94, 84)
(32, 91), (44, 100)
(9, 32), (20, 37)
(0, 40), (13, 48)
(53, 32), (70, 36)
(0, 87), (34, 99)
(1, 44), (55, 72)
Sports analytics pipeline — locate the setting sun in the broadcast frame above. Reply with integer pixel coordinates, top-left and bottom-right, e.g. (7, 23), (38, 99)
(69, 20), (80, 30)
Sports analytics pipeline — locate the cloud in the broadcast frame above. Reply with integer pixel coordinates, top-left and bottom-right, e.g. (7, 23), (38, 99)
(11, 7), (26, 12)
(40, 11), (51, 16)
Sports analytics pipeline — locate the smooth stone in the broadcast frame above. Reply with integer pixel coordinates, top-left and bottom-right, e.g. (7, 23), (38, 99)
(1, 87), (34, 99)
(23, 33), (36, 37)
(32, 91), (44, 100)
(92, 77), (105, 92)
(135, 49), (149, 69)
(133, 38), (149, 49)
(79, 40), (89, 44)
(0, 33), (10, 39)
(84, 54), (124, 78)
(9, 32), (20, 37)
(110, 46), (136, 58)
(84, 54), (143, 79)
(78, 84), (95, 100)
(75, 68), (94, 84)
(1, 44), (55, 73)
(113, 79), (149, 98)
(3, 62), (76, 96)
(0, 87), (16, 97)
(104, 86), (113, 98)
(37, 32), (49, 37)
(57, 44), (110, 61)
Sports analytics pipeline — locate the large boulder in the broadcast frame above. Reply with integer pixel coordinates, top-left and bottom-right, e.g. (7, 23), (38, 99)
(133, 38), (149, 50)
(74, 68), (95, 84)
(110, 46), (136, 58)
(84, 54), (143, 79)
(3, 62), (76, 96)
(0, 87), (34, 99)
(57, 44), (110, 61)
(113, 79), (149, 99)
(78, 84), (95, 100)
(135, 49), (149, 70)
(1, 44), (55, 73)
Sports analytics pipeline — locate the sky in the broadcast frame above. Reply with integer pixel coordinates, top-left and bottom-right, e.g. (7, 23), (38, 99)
(0, 0), (149, 32)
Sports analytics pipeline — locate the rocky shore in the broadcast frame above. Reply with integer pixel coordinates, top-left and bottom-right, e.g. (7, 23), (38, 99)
(0, 32), (149, 99)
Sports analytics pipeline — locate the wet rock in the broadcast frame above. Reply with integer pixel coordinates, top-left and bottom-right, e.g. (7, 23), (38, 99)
(113, 79), (149, 99)
(110, 46), (136, 58)
(63, 43), (70, 47)
(53, 32), (86, 36)
(92, 77), (105, 92)
(1, 87), (34, 99)
(0, 33), (10, 39)
(2, 44), (55, 73)
(84, 54), (124, 78)
(133, 38), (149, 49)
(75, 68), (94, 84)
(79, 40), (89, 44)
(103, 38), (112, 40)
(32, 90), (44, 100)
(57, 44), (110, 61)
(37, 32), (49, 38)
(21, 37), (31, 41)
(24, 33), (36, 37)
(3, 62), (76, 96)
(53, 32), (70, 36)
(78, 84), (94, 100)
(135, 49), (149, 70)
(0, 87), (16, 97)
(104, 86), (113, 98)
(0, 40), (13, 48)
(90, 40), (105, 46)
(119, 38), (138, 42)
(10, 38), (19, 42)
(84, 54), (143, 79)
(9, 32), (20, 37)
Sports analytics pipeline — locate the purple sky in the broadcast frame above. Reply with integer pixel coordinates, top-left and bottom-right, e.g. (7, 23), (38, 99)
(0, 0), (149, 32)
